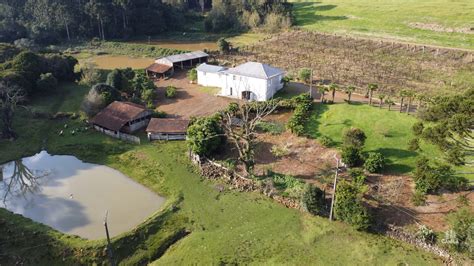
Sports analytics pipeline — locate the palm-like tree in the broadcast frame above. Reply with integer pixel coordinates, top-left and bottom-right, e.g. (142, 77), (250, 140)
(378, 94), (385, 108)
(367, 83), (378, 105)
(405, 90), (415, 114)
(329, 83), (338, 102)
(318, 85), (328, 102)
(385, 98), (395, 111)
(345, 85), (356, 104)
(398, 89), (408, 113)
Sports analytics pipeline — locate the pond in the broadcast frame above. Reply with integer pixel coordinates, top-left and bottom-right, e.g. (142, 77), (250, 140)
(0, 151), (165, 240)
(84, 55), (154, 70)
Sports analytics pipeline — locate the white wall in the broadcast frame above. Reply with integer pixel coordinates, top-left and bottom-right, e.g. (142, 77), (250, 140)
(197, 71), (223, 88)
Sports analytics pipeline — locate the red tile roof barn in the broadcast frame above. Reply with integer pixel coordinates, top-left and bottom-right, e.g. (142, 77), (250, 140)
(91, 101), (148, 131)
(146, 63), (172, 74)
(146, 118), (190, 134)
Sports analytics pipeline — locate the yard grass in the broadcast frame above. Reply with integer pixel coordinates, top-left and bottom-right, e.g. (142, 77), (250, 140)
(0, 83), (445, 264)
(198, 86), (220, 95)
(290, 0), (474, 50)
(305, 103), (472, 178)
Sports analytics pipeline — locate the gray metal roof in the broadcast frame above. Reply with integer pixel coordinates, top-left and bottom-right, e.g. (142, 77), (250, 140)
(196, 63), (227, 73)
(159, 51), (208, 63)
(224, 62), (284, 79)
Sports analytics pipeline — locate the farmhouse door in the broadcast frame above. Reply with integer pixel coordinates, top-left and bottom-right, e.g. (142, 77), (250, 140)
(242, 91), (251, 100)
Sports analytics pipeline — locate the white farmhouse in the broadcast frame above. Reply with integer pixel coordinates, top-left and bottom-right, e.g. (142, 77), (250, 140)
(196, 62), (285, 101)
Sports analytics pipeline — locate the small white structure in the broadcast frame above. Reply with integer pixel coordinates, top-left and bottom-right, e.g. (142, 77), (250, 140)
(196, 62), (285, 101)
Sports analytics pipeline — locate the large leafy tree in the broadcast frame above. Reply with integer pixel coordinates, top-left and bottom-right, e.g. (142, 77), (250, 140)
(414, 88), (473, 166)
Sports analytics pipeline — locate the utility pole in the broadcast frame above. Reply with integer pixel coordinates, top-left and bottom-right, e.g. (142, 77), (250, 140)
(329, 155), (340, 221)
(309, 68), (313, 98)
(104, 210), (116, 266)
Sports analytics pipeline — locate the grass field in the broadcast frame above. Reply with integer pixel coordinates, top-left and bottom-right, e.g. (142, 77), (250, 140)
(291, 0), (474, 50)
(305, 103), (472, 178)
(0, 82), (444, 264)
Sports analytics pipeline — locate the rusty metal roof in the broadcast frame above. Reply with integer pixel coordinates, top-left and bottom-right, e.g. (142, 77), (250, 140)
(158, 51), (208, 63)
(91, 101), (148, 131)
(146, 63), (172, 73)
(146, 118), (190, 134)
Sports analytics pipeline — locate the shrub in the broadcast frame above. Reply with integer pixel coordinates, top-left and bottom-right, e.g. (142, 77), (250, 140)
(166, 86), (177, 98)
(348, 168), (366, 184)
(187, 115), (223, 156)
(298, 68), (311, 84)
(343, 128), (366, 149)
(286, 93), (312, 135)
(141, 89), (156, 107)
(412, 190), (427, 206)
(301, 184), (325, 215)
(413, 157), (467, 194)
(255, 121), (285, 135)
(364, 152), (386, 173)
(106, 69), (124, 90)
(334, 180), (371, 231)
(268, 172), (304, 198)
(36, 73), (58, 93)
(270, 144), (290, 158)
(417, 225), (437, 244)
(319, 135), (334, 147)
(444, 208), (474, 254)
(408, 138), (420, 151)
(79, 62), (101, 86)
(151, 110), (167, 118)
(81, 83), (120, 117)
(187, 68), (197, 83)
(217, 38), (230, 54)
(341, 146), (364, 167)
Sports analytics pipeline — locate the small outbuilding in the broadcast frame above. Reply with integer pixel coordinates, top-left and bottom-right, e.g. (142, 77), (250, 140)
(146, 118), (190, 141)
(146, 51), (209, 79)
(91, 101), (152, 134)
(146, 63), (173, 79)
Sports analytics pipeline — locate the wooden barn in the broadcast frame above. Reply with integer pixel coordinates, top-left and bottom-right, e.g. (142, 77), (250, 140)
(91, 101), (152, 134)
(146, 51), (208, 78)
(146, 118), (190, 141)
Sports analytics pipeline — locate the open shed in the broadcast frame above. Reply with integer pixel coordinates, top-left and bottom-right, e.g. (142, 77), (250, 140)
(146, 118), (190, 141)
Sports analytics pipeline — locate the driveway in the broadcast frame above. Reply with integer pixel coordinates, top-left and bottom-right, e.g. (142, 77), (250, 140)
(154, 71), (236, 118)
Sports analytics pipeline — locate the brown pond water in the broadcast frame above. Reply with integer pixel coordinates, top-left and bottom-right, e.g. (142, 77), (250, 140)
(0, 151), (165, 240)
(86, 55), (154, 70)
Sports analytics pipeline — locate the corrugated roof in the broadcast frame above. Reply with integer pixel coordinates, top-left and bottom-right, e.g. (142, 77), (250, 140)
(146, 63), (172, 73)
(159, 51), (208, 63)
(196, 63), (227, 73)
(146, 118), (190, 134)
(224, 62), (284, 79)
(91, 101), (147, 131)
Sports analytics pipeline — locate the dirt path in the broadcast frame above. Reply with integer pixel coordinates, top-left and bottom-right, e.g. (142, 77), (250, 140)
(154, 71), (236, 118)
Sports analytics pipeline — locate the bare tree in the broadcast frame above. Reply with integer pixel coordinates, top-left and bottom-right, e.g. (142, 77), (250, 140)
(0, 82), (25, 139)
(220, 100), (279, 176)
(2, 160), (44, 205)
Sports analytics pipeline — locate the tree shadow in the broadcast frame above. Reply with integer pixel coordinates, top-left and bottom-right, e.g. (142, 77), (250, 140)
(304, 103), (330, 138)
(293, 2), (348, 26)
(371, 148), (418, 174)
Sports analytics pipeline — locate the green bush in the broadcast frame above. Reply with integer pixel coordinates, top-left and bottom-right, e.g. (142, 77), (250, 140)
(343, 128), (366, 149)
(408, 138), (420, 151)
(412, 190), (427, 206)
(364, 152), (386, 173)
(301, 184), (325, 215)
(286, 93), (312, 135)
(319, 135), (334, 147)
(298, 68), (311, 84)
(417, 225), (437, 244)
(341, 146), (364, 167)
(348, 168), (366, 185)
(187, 68), (197, 83)
(334, 180), (371, 231)
(187, 115), (223, 156)
(166, 86), (177, 98)
(151, 110), (167, 118)
(413, 157), (467, 194)
(444, 207), (474, 255)
(256, 121), (285, 135)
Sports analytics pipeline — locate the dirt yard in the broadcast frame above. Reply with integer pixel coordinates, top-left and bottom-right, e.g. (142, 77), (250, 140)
(154, 70), (236, 118)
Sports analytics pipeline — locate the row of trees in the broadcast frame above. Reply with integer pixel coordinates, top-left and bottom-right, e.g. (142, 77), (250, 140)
(203, 0), (293, 32)
(0, 0), (187, 44)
